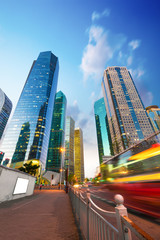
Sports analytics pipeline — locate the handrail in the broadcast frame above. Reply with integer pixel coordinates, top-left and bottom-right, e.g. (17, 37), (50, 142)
(122, 215), (154, 240)
(69, 186), (153, 240)
(90, 203), (118, 233)
(88, 195), (116, 218)
(80, 192), (85, 200)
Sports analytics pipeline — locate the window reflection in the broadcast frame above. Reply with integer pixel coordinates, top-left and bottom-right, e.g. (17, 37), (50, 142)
(12, 122), (30, 163)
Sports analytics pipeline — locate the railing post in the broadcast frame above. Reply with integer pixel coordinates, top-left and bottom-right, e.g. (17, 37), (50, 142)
(76, 190), (78, 220)
(73, 188), (75, 212)
(86, 188), (91, 240)
(78, 187), (81, 223)
(114, 194), (132, 240)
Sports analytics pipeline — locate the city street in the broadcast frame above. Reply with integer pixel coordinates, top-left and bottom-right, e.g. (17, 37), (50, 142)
(81, 185), (160, 240)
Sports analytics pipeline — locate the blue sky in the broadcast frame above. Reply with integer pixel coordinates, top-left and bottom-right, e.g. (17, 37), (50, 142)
(0, 0), (160, 177)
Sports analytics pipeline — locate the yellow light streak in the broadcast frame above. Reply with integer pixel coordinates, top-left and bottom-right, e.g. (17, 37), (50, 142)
(114, 172), (160, 183)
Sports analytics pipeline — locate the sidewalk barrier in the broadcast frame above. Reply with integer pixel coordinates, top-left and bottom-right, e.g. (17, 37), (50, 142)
(68, 186), (153, 240)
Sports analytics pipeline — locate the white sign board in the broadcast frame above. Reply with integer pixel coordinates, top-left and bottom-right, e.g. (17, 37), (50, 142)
(13, 178), (29, 195)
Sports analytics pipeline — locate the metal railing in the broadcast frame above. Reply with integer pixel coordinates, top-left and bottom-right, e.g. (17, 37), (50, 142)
(68, 186), (153, 240)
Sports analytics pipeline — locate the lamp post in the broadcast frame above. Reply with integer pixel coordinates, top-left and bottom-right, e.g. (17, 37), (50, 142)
(60, 147), (65, 190)
(65, 167), (68, 193)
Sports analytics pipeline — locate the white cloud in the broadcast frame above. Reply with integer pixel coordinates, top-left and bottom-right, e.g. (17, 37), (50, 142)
(118, 51), (123, 59)
(92, 8), (110, 21)
(92, 12), (100, 21)
(137, 69), (144, 78)
(67, 100), (80, 122)
(80, 26), (113, 81)
(90, 91), (95, 103)
(73, 99), (78, 106)
(127, 56), (132, 66)
(80, 25), (127, 82)
(129, 68), (145, 80)
(129, 40), (141, 50)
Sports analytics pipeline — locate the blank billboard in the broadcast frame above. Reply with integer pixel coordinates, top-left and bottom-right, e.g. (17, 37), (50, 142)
(13, 178), (29, 194)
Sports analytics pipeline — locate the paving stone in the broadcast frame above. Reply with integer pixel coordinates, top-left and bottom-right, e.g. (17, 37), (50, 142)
(0, 190), (80, 240)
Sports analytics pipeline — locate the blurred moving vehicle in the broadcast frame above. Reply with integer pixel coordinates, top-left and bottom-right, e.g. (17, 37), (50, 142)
(102, 131), (160, 218)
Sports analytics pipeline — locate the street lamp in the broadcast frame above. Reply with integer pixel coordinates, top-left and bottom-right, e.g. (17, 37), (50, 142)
(60, 147), (65, 190)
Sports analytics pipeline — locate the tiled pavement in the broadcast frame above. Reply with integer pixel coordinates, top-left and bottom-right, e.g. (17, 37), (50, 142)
(0, 190), (80, 240)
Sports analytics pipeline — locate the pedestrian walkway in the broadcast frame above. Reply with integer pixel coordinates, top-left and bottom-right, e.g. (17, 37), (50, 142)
(0, 190), (80, 240)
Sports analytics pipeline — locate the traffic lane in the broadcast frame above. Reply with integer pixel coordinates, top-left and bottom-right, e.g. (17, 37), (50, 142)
(90, 186), (160, 218)
(87, 187), (160, 240)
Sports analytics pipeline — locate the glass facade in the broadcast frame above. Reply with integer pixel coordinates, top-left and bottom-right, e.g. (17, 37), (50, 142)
(46, 91), (67, 173)
(74, 128), (84, 183)
(0, 51), (59, 169)
(64, 116), (75, 175)
(146, 105), (160, 131)
(102, 67), (155, 155)
(94, 98), (113, 164)
(0, 89), (12, 140)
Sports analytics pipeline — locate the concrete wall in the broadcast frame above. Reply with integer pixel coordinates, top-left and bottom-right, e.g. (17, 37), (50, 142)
(0, 165), (36, 203)
(43, 171), (60, 185)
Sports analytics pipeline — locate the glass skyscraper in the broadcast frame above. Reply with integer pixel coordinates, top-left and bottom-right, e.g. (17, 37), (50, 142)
(64, 116), (75, 175)
(146, 105), (160, 131)
(94, 98), (112, 164)
(0, 51), (59, 168)
(102, 66), (155, 155)
(74, 128), (84, 183)
(46, 91), (67, 173)
(0, 89), (12, 141)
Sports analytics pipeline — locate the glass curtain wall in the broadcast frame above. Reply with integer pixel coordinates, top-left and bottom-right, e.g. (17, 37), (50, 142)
(0, 51), (59, 169)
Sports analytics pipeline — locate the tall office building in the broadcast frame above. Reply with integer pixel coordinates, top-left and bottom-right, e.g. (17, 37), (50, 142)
(146, 105), (160, 131)
(46, 91), (67, 173)
(94, 98), (113, 165)
(64, 116), (75, 175)
(0, 51), (59, 168)
(74, 128), (84, 183)
(102, 66), (154, 155)
(0, 89), (12, 140)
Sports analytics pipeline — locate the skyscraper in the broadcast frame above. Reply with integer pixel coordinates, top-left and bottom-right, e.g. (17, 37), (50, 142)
(64, 116), (75, 175)
(74, 128), (84, 183)
(46, 91), (67, 173)
(12, 122), (30, 163)
(0, 89), (12, 140)
(0, 51), (59, 168)
(146, 105), (160, 131)
(94, 98), (112, 165)
(102, 66), (154, 155)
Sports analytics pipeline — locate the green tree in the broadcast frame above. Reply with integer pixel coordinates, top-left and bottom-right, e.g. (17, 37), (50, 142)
(68, 174), (77, 185)
(18, 161), (40, 176)
(84, 177), (89, 182)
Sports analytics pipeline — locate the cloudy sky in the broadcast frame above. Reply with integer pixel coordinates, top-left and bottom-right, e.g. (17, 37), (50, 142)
(0, 0), (160, 177)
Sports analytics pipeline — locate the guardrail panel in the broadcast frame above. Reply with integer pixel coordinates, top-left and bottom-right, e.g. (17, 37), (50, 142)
(69, 187), (153, 240)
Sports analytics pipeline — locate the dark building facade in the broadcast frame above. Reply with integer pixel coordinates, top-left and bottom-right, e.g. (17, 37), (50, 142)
(46, 91), (67, 173)
(0, 89), (12, 140)
(94, 98), (112, 165)
(64, 116), (75, 175)
(0, 51), (59, 169)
